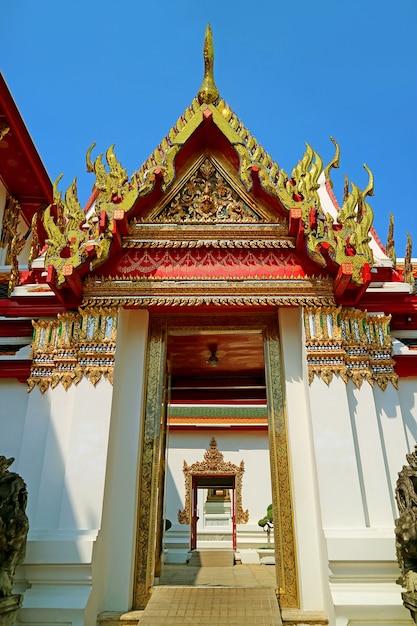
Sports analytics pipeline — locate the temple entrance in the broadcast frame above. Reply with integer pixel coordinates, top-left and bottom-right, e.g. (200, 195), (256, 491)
(191, 475), (236, 551)
(133, 313), (298, 610)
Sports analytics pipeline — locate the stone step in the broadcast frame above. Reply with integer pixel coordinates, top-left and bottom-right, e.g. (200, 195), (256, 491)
(187, 549), (235, 567)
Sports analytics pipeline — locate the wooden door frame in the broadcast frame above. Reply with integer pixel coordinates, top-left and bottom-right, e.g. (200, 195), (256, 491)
(132, 312), (299, 609)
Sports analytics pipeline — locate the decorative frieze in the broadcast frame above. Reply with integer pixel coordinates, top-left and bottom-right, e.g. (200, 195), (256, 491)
(305, 307), (398, 389)
(28, 308), (118, 393)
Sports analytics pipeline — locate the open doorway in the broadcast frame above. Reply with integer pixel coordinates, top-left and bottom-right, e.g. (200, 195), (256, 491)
(191, 475), (236, 551)
(163, 328), (268, 562)
(133, 313), (298, 609)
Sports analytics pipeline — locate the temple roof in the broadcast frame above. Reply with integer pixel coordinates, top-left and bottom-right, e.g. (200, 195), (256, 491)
(4, 26), (416, 314)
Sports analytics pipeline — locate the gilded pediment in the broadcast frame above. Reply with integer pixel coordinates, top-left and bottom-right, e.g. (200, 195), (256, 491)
(139, 157), (280, 226)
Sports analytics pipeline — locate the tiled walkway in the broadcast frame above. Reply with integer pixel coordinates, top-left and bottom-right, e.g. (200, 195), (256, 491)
(137, 562), (282, 625)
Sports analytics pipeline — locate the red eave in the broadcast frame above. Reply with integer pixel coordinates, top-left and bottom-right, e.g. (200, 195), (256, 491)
(0, 297), (67, 318)
(0, 360), (31, 383)
(0, 319), (33, 336)
(357, 292), (417, 315)
(394, 354), (417, 378)
(0, 73), (52, 219)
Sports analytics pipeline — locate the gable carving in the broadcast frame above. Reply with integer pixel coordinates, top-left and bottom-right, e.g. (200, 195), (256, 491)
(153, 158), (264, 224)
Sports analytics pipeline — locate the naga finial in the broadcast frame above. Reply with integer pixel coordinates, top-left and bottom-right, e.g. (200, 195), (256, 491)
(404, 232), (415, 288)
(197, 24), (219, 105)
(386, 212), (396, 268)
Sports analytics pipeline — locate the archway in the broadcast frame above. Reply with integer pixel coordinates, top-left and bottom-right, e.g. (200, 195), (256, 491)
(133, 312), (299, 610)
(178, 438), (248, 552)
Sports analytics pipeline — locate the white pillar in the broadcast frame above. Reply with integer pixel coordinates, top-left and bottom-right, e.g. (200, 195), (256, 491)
(17, 373), (113, 626)
(373, 383), (410, 504)
(398, 378), (417, 452)
(0, 379), (28, 461)
(346, 381), (394, 526)
(88, 308), (149, 616)
(279, 307), (334, 620)
(309, 376), (365, 527)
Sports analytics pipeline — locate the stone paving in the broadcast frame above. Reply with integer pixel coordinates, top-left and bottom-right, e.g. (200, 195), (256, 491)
(137, 561), (282, 625)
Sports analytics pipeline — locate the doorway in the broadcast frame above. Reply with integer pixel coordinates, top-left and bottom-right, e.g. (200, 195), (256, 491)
(191, 475), (236, 551)
(133, 313), (298, 610)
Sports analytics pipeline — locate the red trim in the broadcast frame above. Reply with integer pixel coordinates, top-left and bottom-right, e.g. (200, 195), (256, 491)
(0, 360), (31, 382)
(0, 298), (67, 318)
(0, 73), (52, 203)
(394, 355), (417, 378)
(168, 424), (268, 431)
(357, 293), (417, 314)
(325, 179), (340, 211)
(0, 320), (33, 336)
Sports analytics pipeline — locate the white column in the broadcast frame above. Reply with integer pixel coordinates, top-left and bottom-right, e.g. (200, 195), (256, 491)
(309, 375), (365, 527)
(397, 378), (417, 452)
(373, 383), (410, 503)
(0, 379), (29, 461)
(346, 381), (394, 526)
(58, 377), (114, 529)
(88, 308), (149, 615)
(17, 372), (114, 626)
(279, 307), (334, 620)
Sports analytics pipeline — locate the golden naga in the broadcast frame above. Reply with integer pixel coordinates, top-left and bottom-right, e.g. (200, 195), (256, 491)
(86, 142), (128, 200)
(277, 139), (374, 284)
(43, 177), (90, 284)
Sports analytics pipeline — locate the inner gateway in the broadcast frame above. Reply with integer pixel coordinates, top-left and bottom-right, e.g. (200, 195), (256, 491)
(163, 329), (272, 563)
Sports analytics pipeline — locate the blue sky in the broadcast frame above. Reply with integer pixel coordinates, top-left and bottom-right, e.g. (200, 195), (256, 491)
(1, 1), (416, 256)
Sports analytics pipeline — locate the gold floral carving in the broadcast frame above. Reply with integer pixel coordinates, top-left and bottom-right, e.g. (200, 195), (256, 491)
(28, 308), (118, 392)
(124, 238), (294, 249)
(178, 438), (248, 525)
(305, 307), (398, 389)
(133, 314), (298, 610)
(82, 274), (335, 309)
(153, 158), (263, 224)
(0, 196), (26, 296)
(0, 196), (20, 251)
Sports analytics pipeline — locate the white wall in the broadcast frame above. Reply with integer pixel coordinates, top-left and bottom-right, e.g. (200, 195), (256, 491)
(308, 361), (416, 624)
(86, 308), (149, 621)
(0, 379), (29, 460)
(14, 376), (113, 626)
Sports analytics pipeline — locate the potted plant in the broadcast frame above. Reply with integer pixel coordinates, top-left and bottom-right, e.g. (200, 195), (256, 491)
(257, 504), (275, 564)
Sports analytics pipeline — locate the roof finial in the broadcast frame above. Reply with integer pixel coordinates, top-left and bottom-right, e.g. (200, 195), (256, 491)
(198, 24), (219, 105)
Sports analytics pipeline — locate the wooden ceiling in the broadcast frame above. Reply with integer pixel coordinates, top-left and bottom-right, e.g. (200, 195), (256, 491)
(167, 331), (266, 403)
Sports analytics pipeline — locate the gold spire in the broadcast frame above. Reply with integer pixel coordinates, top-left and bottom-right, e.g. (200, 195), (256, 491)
(404, 232), (414, 288)
(386, 212), (396, 268)
(198, 24), (219, 105)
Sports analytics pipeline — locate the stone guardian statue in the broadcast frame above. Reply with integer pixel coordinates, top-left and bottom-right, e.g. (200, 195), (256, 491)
(0, 456), (29, 625)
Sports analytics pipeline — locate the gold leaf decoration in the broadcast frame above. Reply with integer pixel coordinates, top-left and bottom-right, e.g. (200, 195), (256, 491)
(305, 307), (398, 389)
(28, 308), (118, 393)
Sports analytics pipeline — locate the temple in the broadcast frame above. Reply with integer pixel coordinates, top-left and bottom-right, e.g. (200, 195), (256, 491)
(1, 25), (417, 626)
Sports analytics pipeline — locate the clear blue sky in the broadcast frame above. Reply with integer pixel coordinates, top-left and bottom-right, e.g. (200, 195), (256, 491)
(1, 1), (416, 257)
